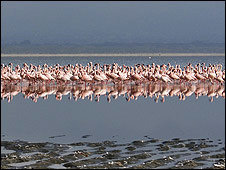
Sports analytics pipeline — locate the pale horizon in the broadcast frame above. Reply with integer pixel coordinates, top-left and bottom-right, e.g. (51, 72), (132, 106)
(1, 53), (225, 57)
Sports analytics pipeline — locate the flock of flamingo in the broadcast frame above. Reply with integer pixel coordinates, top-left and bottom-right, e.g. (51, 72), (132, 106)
(1, 62), (225, 85)
(1, 79), (225, 103)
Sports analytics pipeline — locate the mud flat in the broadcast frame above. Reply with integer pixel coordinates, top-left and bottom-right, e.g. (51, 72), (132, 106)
(1, 138), (225, 169)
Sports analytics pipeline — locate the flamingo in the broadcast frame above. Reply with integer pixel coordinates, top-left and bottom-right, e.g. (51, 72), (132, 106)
(1, 62), (225, 85)
(93, 71), (104, 82)
(38, 73), (49, 81)
(161, 74), (172, 83)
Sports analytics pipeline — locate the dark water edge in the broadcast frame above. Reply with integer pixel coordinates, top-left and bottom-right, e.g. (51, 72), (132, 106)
(1, 137), (225, 169)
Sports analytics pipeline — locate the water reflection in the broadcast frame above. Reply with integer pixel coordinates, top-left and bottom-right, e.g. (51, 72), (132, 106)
(1, 82), (224, 103)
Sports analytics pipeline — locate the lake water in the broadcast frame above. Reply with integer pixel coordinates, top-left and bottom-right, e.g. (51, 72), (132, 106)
(1, 55), (225, 169)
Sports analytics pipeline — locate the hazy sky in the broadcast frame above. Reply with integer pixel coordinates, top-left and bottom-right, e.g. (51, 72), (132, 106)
(1, 1), (225, 44)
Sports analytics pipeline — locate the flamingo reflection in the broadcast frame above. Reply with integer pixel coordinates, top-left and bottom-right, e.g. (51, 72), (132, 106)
(1, 82), (224, 103)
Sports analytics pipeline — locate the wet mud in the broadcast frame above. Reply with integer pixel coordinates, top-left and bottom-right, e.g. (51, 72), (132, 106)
(1, 138), (225, 169)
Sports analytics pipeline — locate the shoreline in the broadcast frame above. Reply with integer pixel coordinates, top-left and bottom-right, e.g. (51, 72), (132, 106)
(1, 53), (225, 57)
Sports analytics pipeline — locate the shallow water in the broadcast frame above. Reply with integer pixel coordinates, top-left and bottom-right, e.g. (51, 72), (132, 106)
(1, 55), (225, 169)
(1, 55), (225, 69)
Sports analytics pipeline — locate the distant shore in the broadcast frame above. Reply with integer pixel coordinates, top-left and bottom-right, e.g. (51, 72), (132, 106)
(1, 53), (225, 57)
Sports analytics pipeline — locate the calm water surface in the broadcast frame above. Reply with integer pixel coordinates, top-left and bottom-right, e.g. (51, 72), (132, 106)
(1, 56), (225, 169)
(1, 55), (225, 69)
(1, 56), (225, 143)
